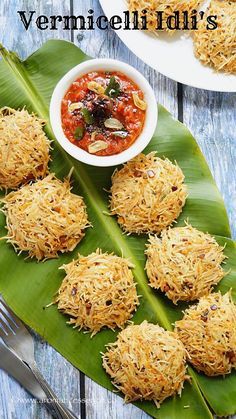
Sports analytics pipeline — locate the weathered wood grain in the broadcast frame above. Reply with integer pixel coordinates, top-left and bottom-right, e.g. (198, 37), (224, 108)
(182, 88), (236, 239)
(0, 1), (235, 419)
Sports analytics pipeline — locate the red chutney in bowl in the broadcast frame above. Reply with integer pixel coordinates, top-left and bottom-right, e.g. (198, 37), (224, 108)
(61, 71), (147, 156)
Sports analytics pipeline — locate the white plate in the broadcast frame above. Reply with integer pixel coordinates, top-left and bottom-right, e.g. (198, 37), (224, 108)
(99, 0), (236, 92)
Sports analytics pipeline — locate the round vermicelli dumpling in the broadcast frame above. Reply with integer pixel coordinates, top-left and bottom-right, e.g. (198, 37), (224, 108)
(110, 153), (187, 235)
(146, 224), (226, 304)
(193, 0), (236, 74)
(56, 250), (139, 336)
(102, 321), (188, 406)
(1, 174), (89, 260)
(0, 107), (50, 189)
(175, 292), (236, 376)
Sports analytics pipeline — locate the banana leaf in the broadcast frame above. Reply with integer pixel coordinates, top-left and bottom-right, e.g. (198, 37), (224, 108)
(0, 40), (235, 418)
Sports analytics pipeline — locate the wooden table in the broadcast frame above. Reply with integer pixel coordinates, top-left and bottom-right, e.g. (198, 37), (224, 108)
(0, 1), (235, 418)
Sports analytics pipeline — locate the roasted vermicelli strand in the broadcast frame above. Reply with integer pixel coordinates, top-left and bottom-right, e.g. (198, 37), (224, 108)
(175, 292), (236, 376)
(193, 0), (236, 74)
(127, 0), (202, 33)
(1, 174), (90, 260)
(0, 107), (50, 189)
(146, 224), (227, 304)
(103, 321), (188, 406)
(110, 152), (187, 235)
(56, 249), (139, 336)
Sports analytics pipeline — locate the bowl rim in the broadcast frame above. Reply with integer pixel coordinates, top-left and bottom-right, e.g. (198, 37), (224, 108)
(49, 58), (158, 167)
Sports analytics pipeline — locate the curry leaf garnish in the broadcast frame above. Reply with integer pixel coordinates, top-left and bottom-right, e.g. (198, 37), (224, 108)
(81, 107), (94, 125)
(105, 76), (121, 98)
(74, 126), (85, 140)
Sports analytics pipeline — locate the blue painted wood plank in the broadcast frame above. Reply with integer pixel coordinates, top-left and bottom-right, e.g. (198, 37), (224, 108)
(182, 89), (236, 239)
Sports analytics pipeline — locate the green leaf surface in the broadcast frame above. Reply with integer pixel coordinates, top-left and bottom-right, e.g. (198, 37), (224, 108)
(0, 40), (235, 418)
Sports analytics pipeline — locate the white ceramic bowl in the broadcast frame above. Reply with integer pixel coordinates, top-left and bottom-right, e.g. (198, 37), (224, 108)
(50, 58), (158, 167)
